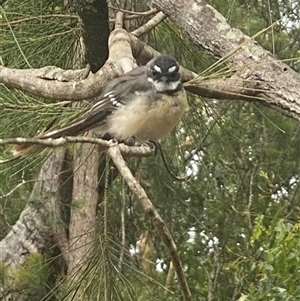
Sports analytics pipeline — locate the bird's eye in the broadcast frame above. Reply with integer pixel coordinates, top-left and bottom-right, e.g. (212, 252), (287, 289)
(168, 65), (178, 73)
(152, 64), (162, 76)
(152, 70), (160, 77)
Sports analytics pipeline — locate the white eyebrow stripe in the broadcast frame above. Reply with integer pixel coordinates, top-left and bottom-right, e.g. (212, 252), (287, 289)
(168, 65), (177, 73)
(153, 64), (162, 72)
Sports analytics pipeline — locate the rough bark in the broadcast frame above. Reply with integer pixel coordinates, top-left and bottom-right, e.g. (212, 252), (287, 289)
(0, 149), (68, 300)
(64, 1), (109, 298)
(67, 142), (99, 273)
(152, 0), (300, 121)
(0, 150), (68, 266)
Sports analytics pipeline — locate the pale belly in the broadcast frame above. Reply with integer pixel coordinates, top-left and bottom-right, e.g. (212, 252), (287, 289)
(99, 90), (187, 141)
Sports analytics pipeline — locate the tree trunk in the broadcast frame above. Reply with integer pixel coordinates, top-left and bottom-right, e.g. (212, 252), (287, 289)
(0, 149), (69, 300)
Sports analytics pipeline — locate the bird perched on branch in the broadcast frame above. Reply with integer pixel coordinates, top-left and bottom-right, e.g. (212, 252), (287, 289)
(13, 55), (188, 156)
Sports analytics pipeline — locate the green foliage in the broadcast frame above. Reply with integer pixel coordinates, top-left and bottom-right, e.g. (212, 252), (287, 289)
(206, 0), (300, 70)
(0, 0), (78, 68)
(0, 262), (8, 286)
(11, 253), (52, 301)
(236, 216), (300, 300)
(0, 0), (79, 238)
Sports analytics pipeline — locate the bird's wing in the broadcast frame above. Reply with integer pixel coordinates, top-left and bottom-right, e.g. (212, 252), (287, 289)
(83, 72), (154, 124)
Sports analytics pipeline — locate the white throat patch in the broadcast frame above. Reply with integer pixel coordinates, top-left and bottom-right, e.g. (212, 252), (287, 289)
(148, 77), (180, 92)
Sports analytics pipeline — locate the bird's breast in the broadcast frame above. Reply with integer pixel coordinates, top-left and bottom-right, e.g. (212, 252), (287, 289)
(104, 90), (187, 141)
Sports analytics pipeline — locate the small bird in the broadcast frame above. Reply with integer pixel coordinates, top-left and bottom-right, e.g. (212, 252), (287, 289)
(13, 55), (188, 156)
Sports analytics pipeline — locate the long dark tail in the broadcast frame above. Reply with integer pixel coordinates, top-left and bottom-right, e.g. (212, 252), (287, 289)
(13, 118), (89, 156)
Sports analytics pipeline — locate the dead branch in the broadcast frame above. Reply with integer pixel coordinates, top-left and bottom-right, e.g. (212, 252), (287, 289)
(107, 144), (192, 301)
(0, 136), (155, 157)
(131, 11), (167, 37)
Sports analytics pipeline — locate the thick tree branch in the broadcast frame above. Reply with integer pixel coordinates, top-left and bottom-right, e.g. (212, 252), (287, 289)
(0, 149), (67, 268)
(153, 0), (300, 120)
(0, 62), (120, 101)
(107, 144), (192, 301)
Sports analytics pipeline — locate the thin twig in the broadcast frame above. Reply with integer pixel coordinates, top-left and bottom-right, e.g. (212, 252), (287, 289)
(0, 6), (32, 68)
(0, 14), (78, 27)
(0, 136), (155, 157)
(108, 5), (158, 16)
(0, 101), (72, 110)
(157, 144), (189, 182)
(247, 167), (256, 228)
(0, 179), (26, 199)
(110, 14), (156, 23)
(118, 180), (126, 271)
(131, 11), (167, 37)
(25, 29), (75, 42)
(107, 144), (192, 301)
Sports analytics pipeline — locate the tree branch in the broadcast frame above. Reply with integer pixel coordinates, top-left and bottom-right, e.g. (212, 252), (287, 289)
(131, 11), (167, 37)
(107, 144), (192, 301)
(153, 0), (300, 120)
(0, 136), (155, 157)
(0, 62), (119, 101)
(0, 149), (68, 269)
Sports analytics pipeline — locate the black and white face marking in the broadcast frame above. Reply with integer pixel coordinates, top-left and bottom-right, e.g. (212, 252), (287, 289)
(147, 55), (181, 92)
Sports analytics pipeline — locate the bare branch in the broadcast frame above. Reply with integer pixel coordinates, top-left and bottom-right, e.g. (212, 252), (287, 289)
(37, 65), (91, 81)
(115, 11), (124, 29)
(131, 11), (167, 37)
(153, 0), (300, 120)
(107, 144), (192, 301)
(109, 9), (159, 23)
(0, 179), (27, 199)
(108, 6), (158, 16)
(0, 62), (119, 101)
(0, 14), (78, 27)
(0, 136), (155, 157)
(109, 28), (137, 73)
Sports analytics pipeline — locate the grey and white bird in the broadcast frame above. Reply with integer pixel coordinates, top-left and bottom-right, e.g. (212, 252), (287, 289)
(13, 55), (188, 156)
